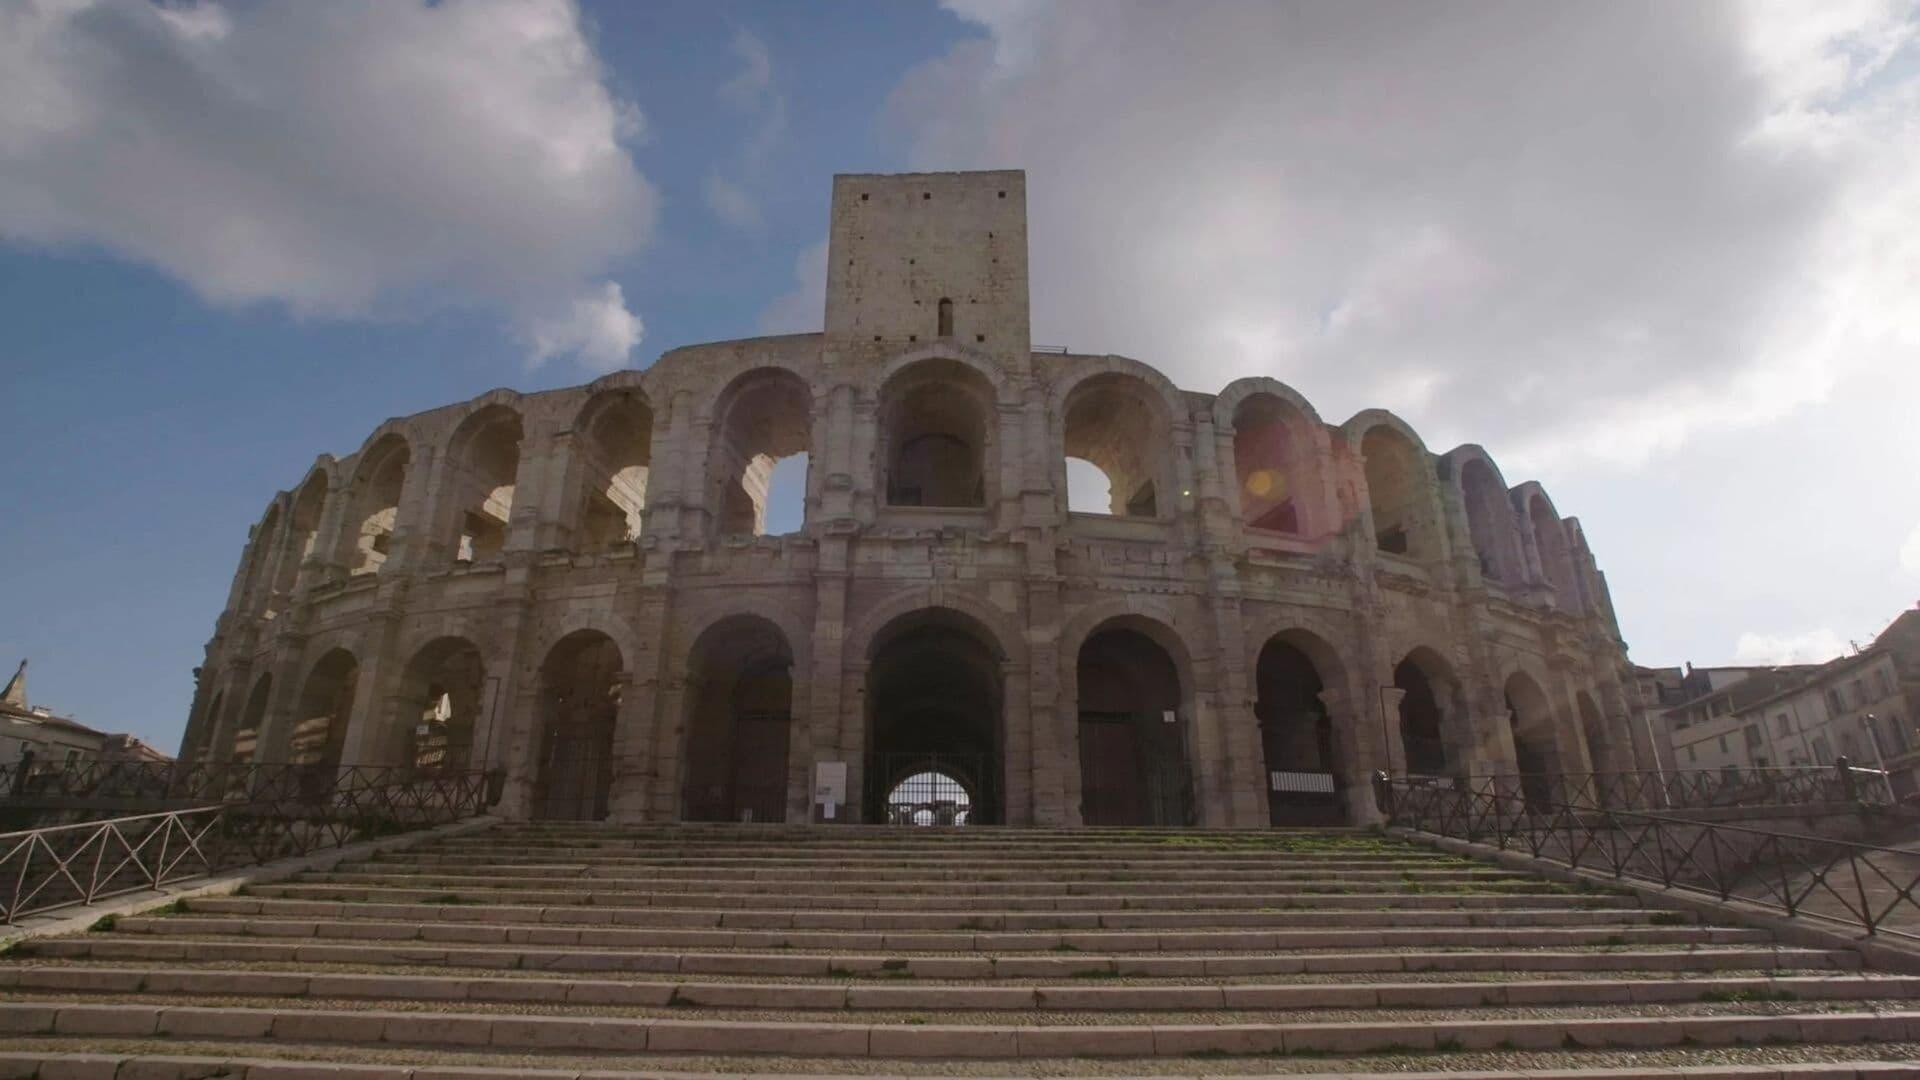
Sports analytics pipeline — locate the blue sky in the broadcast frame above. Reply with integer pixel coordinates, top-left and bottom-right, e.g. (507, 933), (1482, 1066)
(2, 1), (1917, 750)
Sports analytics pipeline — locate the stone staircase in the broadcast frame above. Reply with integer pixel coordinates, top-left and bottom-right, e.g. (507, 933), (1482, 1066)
(3, 823), (1920, 1078)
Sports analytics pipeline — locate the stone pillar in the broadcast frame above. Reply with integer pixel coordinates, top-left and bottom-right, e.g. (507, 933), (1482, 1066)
(1375, 686), (1408, 775)
(608, 577), (671, 823)
(1321, 687), (1383, 825)
(1000, 661), (1033, 825)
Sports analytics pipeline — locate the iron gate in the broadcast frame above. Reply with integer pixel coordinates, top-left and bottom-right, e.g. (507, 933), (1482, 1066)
(867, 752), (996, 825)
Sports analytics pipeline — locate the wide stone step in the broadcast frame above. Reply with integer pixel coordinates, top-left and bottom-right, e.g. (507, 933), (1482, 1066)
(28, 936), (1846, 977)
(374, 852), (1513, 876)
(392, 851), (1470, 870)
(246, 882), (1612, 910)
(5, 999), (1918, 1057)
(3, 965), (1910, 1011)
(184, 897), (1668, 930)
(107, 913), (1749, 951)
(5, 1049), (1919, 1080)
(295, 867), (1580, 892)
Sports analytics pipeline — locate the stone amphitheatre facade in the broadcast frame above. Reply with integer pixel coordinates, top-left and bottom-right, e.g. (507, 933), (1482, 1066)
(177, 170), (1647, 828)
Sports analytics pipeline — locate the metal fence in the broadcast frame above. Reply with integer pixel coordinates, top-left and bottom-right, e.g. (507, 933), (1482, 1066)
(1377, 773), (1920, 939)
(1415, 763), (1893, 815)
(1, 765), (497, 924)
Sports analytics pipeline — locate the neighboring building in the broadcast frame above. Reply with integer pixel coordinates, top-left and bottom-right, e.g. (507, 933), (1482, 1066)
(1, 661), (175, 771)
(1, 660), (108, 768)
(178, 170), (1646, 828)
(1634, 663), (1777, 774)
(1653, 605), (1920, 795)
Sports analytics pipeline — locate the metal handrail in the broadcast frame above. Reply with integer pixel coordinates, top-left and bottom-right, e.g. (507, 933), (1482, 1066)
(1432, 763), (1892, 813)
(1, 767), (498, 924)
(1377, 773), (1920, 939)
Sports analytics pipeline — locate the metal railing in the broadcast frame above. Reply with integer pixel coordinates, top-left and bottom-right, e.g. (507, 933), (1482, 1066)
(1, 765), (497, 924)
(1418, 763), (1894, 815)
(1377, 774), (1920, 939)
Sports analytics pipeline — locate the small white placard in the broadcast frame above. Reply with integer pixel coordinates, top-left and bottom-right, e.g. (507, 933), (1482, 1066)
(814, 760), (848, 806)
(1162, 709), (1177, 724)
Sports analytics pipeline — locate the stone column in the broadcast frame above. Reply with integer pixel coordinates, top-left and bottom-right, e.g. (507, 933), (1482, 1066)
(1321, 687), (1383, 825)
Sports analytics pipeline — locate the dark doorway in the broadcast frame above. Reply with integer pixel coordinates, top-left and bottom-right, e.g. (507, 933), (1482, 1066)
(865, 614), (1002, 824)
(1254, 637), (1345, 825)
(684, 617), (794, 823)
(533, 631), (621, 822)
(1395, 658), (1448, 775)
(1076, 626), (1191, 826)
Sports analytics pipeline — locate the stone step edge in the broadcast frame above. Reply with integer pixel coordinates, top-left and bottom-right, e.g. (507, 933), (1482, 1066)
(37, 939), (1848, 975)
(188, 899), (1665, 925)
(112, 914), (1751, 941)
(2, 966), (1911, 1010)
(2, 1051), (1917, 1080)
(6, 1001), (1920, 1057)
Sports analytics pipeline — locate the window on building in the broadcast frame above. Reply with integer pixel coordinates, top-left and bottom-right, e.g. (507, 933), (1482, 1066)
(1852, 680), (1867, 709)
(1828, 689), (1846, 714)
(1743, 725), (1762, 749)
(1718, 734), (1729, 754)
(1776, 713), (1791, 736)
(1686, 745), (1698, 764)
(1812, 735), (1833, 765)
(1841, 731), (1862, 760)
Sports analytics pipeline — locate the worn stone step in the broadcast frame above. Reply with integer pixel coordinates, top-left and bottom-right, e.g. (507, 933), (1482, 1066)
(25, 936), (1851, 977)
(184, 897), (1669, 930)
(292, 866), (1598, 891)
(245, 883), (1613, 912)
(370, 853), (1517, 878)
(6, 1049), (1920, 1080)
(106, 914), (1751, 951)
(1, 965), (1910, 1011)
(4, 1000), (1919, 1057)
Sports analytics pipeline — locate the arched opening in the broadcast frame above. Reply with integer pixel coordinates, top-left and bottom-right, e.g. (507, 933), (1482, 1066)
(192, 686), (226, 764)
(343, 436), (409, 576)
(1577, 691), (1612, 775)
(683, 616), (794, 823)
(446, 407), (522, 565)
(1459, 459), (1519, 584)
(533, 631), (622, 821)
(232, 675), (270, 764)
(1076, 623), (1191, 826)
(865, 610), (1003, 825)
(937, 297), (954, 338)
(1395, 651), (1456, 776)
(1063, 374), (1169, 519)
(241, 506), (282, 614)
(1505, 671), (1562, 810)
(576, 391), (652, 550)
(1233, 395), (1310, 534)
(1254, 634), (1346, 825)
(397, 638), (486, 773)
(1527, 497), (1583, 614)
(274, 474), (328, 602)
(1361, 426), (1431, 558)
(880, 359), (991, 508)
(711, 369), (811, 537)
(292, 649), (357, 773)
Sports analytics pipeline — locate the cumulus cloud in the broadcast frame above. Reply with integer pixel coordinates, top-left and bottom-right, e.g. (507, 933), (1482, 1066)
(888, 1), (1920, 470)
(704, 173), (761, 232)
(757, 239), (828, 334)
(1901, 523), (1920, 576)
(0, 0), (656, 370)
(1733, 628), (1850, 666)
(522, 282), (642, 374)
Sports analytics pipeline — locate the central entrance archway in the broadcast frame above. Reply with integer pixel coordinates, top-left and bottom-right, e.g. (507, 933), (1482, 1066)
(1076, 623), (1193, 826)
(533, 631), (622, 822)
(682, 615), (795, 824)
(864, 610), (1003, 825)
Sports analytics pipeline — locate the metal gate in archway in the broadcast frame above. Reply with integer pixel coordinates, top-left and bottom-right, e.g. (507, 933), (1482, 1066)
(866, 752), (996, 825)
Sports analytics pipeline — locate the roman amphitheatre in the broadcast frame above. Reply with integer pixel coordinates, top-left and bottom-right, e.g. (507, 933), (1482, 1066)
(177, 169), (1641, 827)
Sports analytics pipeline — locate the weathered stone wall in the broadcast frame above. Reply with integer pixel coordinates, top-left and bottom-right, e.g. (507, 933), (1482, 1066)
(178, 171), (1643, 828)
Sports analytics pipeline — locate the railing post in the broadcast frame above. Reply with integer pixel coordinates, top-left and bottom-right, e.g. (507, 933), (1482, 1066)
(1371, 771), (1392, 821)
(1836, 756), (1858, 804)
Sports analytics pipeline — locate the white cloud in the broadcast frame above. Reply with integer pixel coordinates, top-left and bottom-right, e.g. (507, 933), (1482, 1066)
(1901, 523), (1920, 576)
(704, 173), (761, 231)
(0, 0), (656, 366)
(719, 26), (774, 112)
(1733, 628), (1851, 666)
(889, 2), (1920, 470)
(757, 239), (828, 334)
(522, 282), (642, 374)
